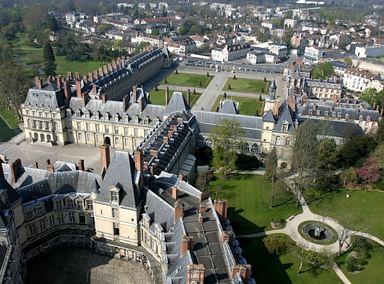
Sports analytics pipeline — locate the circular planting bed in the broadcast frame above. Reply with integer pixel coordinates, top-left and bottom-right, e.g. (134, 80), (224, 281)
(298, 221), (338, 245)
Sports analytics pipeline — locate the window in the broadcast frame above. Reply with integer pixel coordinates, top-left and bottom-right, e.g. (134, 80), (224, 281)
(48, 215), (55, 227)
(69, 212), (75, 223)
(39, 219), (46, 232)
(285, 138), (291, 146)
(76, 199), (83, 209)
(55, 200), (62, 210)
(112, 208), (119, 219)
(86, 199), (93, 210)
(115, 127), (119, 135)
(113, 222), (120, 235)
(111, 191), (119, 203)
(95, 124), (100, 132)
(281, 122), (289, 132)
(309, 109), (313, 115)
(29, 224), (37, 236)
(275, 136), (281, 146)
(325, 111), (329, 116)
(79, 214), (85, 224)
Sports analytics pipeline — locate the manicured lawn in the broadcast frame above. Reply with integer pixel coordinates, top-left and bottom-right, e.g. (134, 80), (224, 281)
(211, 95), (264, 116)
(0, 108), (20, 129)
(223, 78), (270, 94)
(162, 73), (213, 88)
(305, 189), (384, 240)
(13, 47), (104, 77)
(149, 89), (201, 106)
(241, 236), (342, 284)
(337, 240), (384, 284)
(208, 174), (301, 235)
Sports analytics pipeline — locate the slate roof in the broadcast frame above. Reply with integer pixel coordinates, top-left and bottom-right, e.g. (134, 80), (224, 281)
(165, 92), (188, 114)
(273, 101), (297, 133)
(145, 189), (174, 231)
(262, 109), (275, 122)
(98, 151), (139, 209)
(24, 88), (65, 109)
(218, 100), (238, 115)
(304, 118), (365, 138)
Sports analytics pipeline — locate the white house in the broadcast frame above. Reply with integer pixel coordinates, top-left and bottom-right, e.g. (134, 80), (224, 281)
(343, 68), (379, 92)
(304, 46), (324, 63)
(355, 45), (384, 58)
(211, 44), (251, 62)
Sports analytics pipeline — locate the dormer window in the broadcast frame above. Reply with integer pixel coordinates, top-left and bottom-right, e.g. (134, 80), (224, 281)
(359, 115), (363, 121)
(337, 112), (342, 118)
(345, 114), (350, 120)
(281, 121), (289, 132)
(367, 116), (371, 122)
(110, 186), (120, 204)
(325, 111), (329, 116)
(316, 110), (320, 115)
(309, 109), (313, 115)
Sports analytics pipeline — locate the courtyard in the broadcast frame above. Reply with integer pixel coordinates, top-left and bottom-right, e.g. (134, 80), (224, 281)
(162, 72), (213, 88)
(26, 247), (152, 284)
(211, 95), (264, 115)
(223, 78), (270, 94)
(149, 89), (201, 106)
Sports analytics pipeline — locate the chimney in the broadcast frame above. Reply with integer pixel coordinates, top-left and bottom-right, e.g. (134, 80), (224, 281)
(56, 76), (62, 89)
(175, 200), (184, 222)
(222, 231), (232, 242)
(231, 265), (252, 282)
(63, 80), (71, 101)
(172, 186), (178, 200)
(101, 94), (107, 104)
(0, 161), (3, 181)
(163, 136), (169, 144)
(99, 144), (111, 171)
(132, 85), (137, 103)
(10, 159), (23, 184)
(165, 87), (169, 105)
(186, 264), (205, 284)
(180, 235), (193, 256)
(75, 72), (80, 80)
(134, 149), (143, 172)
(123, 95), (129, 110)
(47, 163), (55, 173)
(214, 199), (228, 220)
(35, 77), (43, 89)
(78, 159), (85, 171)
(140, 96), (145, 112)
(33, 161), (39, 169)
(76, 79), (82, 98)
(150, 163), (158, 176)
(198, 212), (204, 224)
(92, 83), (97, 94)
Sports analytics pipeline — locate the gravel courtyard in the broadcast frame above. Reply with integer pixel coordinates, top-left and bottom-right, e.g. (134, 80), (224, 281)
(26, 247), (152, 284)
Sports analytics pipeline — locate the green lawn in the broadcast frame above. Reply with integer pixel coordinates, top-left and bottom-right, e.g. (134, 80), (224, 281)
(211, 95), (264, 116)
(305, 189), (384, 240)
(224, 78), (270, 94)
(13, 47), (105, 77)
(0, 117), (21, 142)
(337, 240), (384, 284)
(208, 174), (301, 235)
(149, 89), (201, 106)
(0, 108), (20, 129)
(162, 73), (213, 88)
(241, 236), (342, 284)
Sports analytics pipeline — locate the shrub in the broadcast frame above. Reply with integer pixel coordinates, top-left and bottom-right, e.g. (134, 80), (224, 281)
(263, 235), (292, 256)
(346, 256), (360, 272)
(175, 69), (178, 74)
(233, 75), (237, 80)
(207, 72), (210, 77)
(259, 94), (263, 101)
(228, 84), (231, 90)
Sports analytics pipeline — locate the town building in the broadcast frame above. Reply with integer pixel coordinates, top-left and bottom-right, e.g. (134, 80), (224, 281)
(355, 44), (384, 58)
(304, 46), (324, 64)
(343, 68), (381, 93)
(211, 44), (251, 62)
(304, 79), (343, 100)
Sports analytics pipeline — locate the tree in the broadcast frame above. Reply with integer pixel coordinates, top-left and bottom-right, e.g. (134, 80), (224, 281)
(0, 62), (28, 118)
(356, 158), (381, 186)
(312, 62), (335, 80)
(344, 57), (353, 66)
(43, 41), (56, 76)
(338, 136), (377, 168)
(265, 147), (278, 208)
(339, 168), (358, 187)
(211, 120), (244, 176)
(375, 120), (384, 144)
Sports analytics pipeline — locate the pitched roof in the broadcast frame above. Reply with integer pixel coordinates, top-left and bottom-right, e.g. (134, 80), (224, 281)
(165, 92), (188, 114)
(98, 151), (139, 209)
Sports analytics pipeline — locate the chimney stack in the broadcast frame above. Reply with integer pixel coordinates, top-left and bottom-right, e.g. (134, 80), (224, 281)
(63, 80), (71, 101)
(47, 163), (55, 173)
(140, 96), (145, 112)
(180, 235), (193, 256)
(57, 76), (62, 89)
(91, 83), (97, 94)
(214, 199), (228, 220)
(231, 265), (252, 282)
(172, 186), (178, 200)
(33, 161), (39, 169)
(76, 79), (82, 98)
(101, 94), (107, 104)
(0, 161), (4, 180)
(132, 85), (137, 103)
(35, 77), (43, 89)
(186, 264), (205, 284)
(134, 149), (143, 172)
(123, 95), (129, 110)
(175, 200), (184, 222)
(78, 159), (85, 171)
(99, 144), (111, 171)
(10, 159), (23, 184)
(165, 87), (169, 105)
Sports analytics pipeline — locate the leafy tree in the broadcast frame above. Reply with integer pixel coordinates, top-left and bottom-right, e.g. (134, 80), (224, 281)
(339, 168), (358, 187)
(338, 136), (377, 167)
(344, 58), (353, 66)
(211, 119), (243, 176)
(43, 41), (56, 76)
(360, 88), (384, 110)
(312, 62), (335, 80)
(265, 147), (278, 207)
(263, 235), (293, 256)
(98, 23), (113, 34)
(356, 158), (381, 185)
